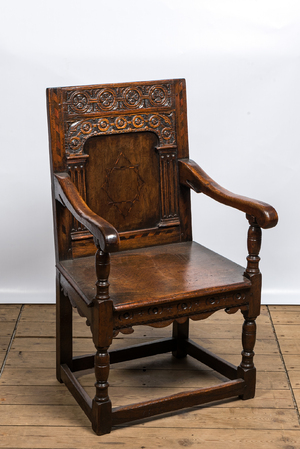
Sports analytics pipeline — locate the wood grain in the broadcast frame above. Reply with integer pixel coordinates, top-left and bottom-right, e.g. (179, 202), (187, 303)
(0, 385), (294, 409)
(0, 404), (297, 429)
(0, 306), (21, 321)
(0, 427), (299, 449)
(0, 322), (16, 337)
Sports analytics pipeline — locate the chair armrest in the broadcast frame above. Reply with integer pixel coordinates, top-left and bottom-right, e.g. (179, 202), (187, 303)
(54, 173), (119, 252)
(178, 159), (278, 229)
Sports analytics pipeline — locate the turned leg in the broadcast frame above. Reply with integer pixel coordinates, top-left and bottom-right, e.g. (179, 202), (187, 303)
(92, 347), (112, 435)
(237, 313), (257, 399)
(91, 246), (113, 435)
(172, 319), (189, 358)
(56, 271), (73, 383)
(237, 215), (262, 399)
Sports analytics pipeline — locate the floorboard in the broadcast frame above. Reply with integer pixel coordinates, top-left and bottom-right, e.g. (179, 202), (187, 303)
(0, 304), (299, 448)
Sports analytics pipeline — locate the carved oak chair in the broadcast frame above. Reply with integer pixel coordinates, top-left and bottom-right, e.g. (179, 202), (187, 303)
(47, 79), (278, 435)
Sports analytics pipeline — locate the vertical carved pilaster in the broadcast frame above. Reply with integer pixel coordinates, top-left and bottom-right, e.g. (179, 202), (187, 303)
(156, 145), (180, 227)
(67, 154), (89, 232)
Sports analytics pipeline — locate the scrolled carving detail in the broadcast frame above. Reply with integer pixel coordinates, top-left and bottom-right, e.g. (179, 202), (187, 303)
(149, 115), (160, 128)
(65, 113), (175, 154)
(115, 116), (127, 129)
(81, 121), (93, 134)
(69, 137), (81, 151)
(161, 127), (173, 141)
(132, 115), (145, 128)
(97, 118), (110, 131)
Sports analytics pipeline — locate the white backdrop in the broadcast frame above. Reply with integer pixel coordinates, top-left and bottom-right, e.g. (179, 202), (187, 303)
(1, 0), (299, 304)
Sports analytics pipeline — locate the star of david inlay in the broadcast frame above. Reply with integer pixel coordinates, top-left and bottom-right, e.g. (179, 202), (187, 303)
(101, 152), (145, 218)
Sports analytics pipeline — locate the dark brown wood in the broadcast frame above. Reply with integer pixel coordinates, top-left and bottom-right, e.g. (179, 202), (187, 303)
(186, 340), (238, 380)
(95, 248), (111, 301)
(237, 312), (257, 400)
(72, 338), (176, 372)
(109, 338), (176, 364)
(54, 173), (119, 253)
(85, 132), (162, 233)
(92, 347), (112, 435)
(112, 379), (246, 426)
(172, 319), (189, 358)
(60, 364), (92, 419)
(56, 271), (72, 382)
(178, 159), (278, 229)
(244, 216), (262, 317)
(245, 216), (262, 276)
(60, 242), (252, 318)
(47, 78), (278, 435)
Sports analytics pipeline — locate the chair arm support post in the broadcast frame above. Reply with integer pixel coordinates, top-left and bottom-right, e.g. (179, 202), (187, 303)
(92, 243), (114, 346)
(178, 159), (278, 229)
(245, 215), (262, 276)
(95, 246), (111, 302)
(245, 216), (262, 318)
(54, 172), (119, 252)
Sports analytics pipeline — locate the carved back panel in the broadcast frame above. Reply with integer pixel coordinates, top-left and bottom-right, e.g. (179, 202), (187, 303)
(47, 79), (192, 260)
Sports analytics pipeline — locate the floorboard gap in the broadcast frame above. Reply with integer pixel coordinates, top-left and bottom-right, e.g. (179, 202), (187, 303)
(267, 304), (300, 425)
(0, 304), (24, 378)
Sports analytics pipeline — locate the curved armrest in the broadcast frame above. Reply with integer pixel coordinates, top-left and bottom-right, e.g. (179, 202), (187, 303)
(54, 173), (119, 252)
(178, 159), (278, 229)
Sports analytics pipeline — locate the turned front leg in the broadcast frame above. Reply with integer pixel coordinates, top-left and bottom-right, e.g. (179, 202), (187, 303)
(238, 215), (261, 399)
(91, 244), (114, 435)
(237, 314), (257, 399)
(92, 347), (112, 435)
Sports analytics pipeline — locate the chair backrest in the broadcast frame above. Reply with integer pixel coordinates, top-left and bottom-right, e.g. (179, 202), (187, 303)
(47, 79), (192, 260)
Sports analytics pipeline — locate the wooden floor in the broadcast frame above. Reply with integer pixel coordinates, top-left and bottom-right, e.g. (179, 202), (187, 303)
(0, 304), (300, 448)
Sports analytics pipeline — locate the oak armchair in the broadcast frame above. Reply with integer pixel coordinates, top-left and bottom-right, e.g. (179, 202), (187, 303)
(47, 79), (278, 435)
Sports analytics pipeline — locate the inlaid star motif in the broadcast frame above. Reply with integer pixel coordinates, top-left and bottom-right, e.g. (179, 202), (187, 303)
(101, 152), (145, 218)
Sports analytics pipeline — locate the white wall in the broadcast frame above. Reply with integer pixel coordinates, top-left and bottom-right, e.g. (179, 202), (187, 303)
(0, 0), (299, 304)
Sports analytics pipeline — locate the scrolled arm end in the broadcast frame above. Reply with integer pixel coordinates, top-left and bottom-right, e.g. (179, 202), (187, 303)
(54, 173), (119, 252)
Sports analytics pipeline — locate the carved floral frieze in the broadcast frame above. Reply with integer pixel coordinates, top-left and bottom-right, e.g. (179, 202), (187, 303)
(63, 84), (173, 115)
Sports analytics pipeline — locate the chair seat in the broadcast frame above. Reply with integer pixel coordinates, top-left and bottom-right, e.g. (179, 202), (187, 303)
(60, 242), (251, 312)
